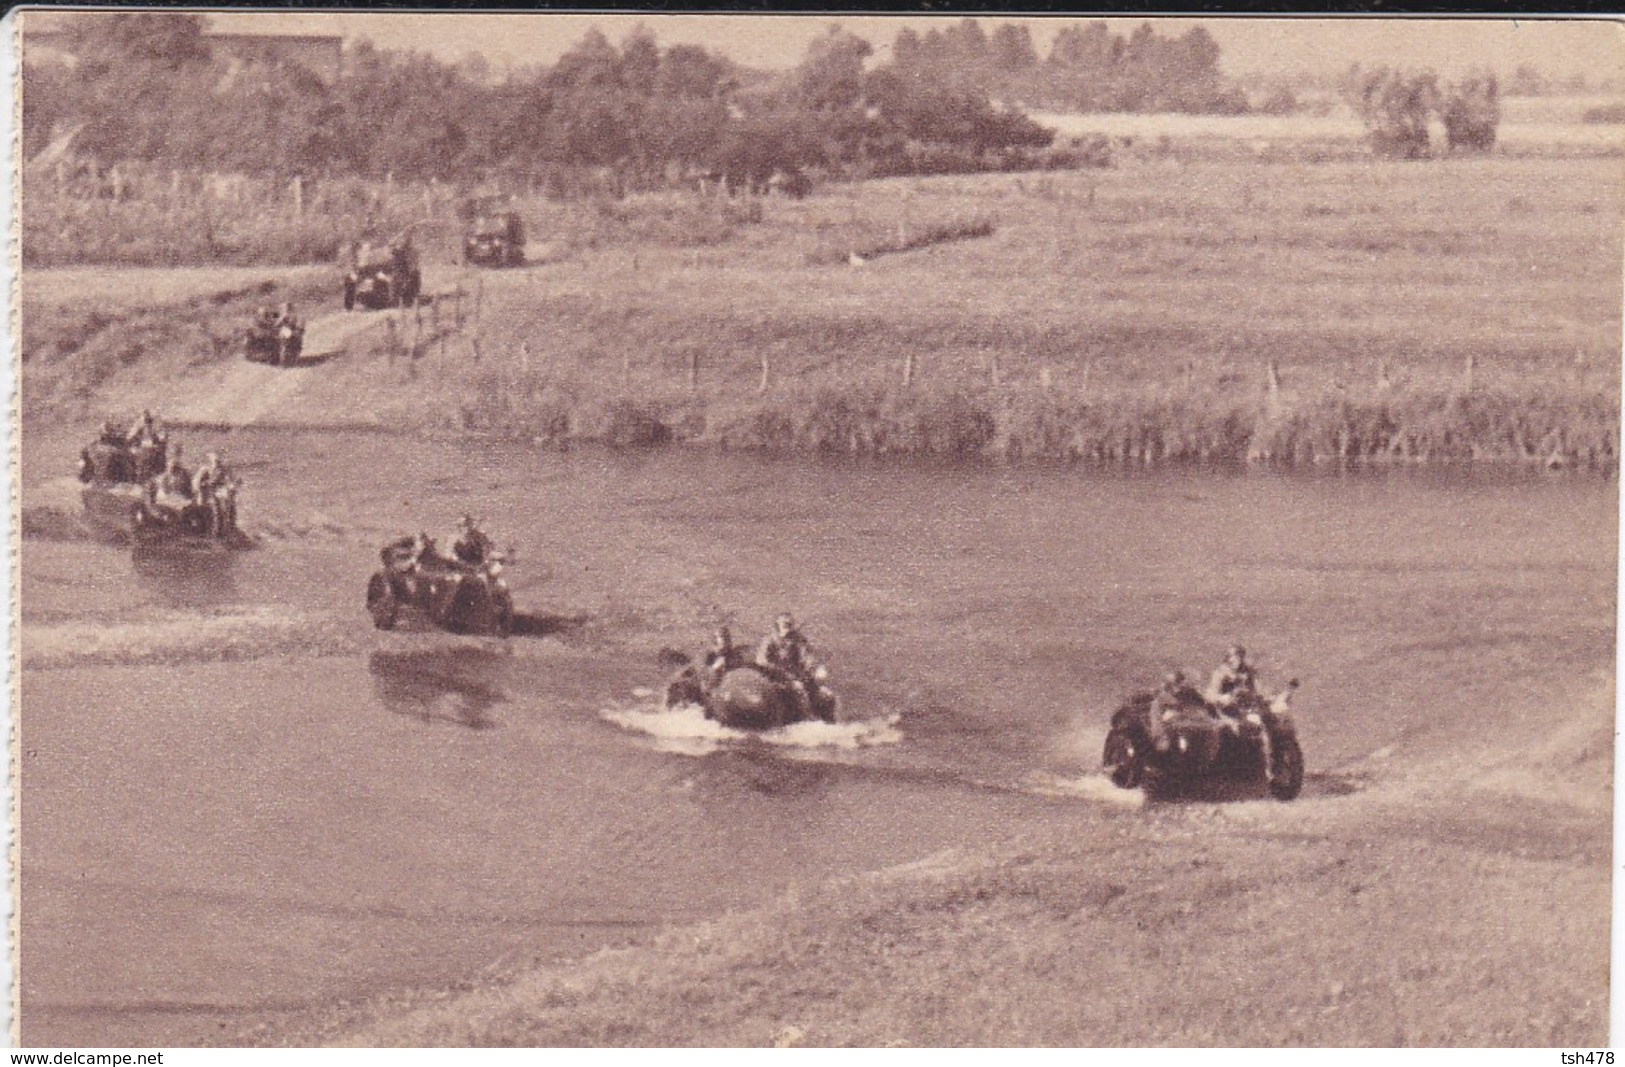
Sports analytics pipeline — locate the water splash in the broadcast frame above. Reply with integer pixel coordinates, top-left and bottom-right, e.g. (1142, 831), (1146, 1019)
(601, 698), (903, 756)
(23, 605), (348, 669)
(1023, 770), (1147, 808)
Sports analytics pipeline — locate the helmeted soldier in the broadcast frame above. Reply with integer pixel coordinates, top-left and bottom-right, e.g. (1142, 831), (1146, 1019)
(756, 613), (813, 679)
(192, 451), (235, 535)
(155, 444), (193, 508)
(449, 514), (493, 566)
(703, 626), (744, 690)
(1206, 645), (1259, 731)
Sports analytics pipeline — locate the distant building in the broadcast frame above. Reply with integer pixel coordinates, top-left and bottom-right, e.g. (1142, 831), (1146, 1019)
(20, 11), (344, 83)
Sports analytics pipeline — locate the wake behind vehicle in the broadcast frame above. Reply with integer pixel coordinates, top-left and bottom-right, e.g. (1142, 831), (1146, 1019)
(243, 307), (305, 366)
(343, 241), (421, 311)
(1102, 679), (1304, 801)
(367, 535), (515, 636)
(463, 210), (525, 268)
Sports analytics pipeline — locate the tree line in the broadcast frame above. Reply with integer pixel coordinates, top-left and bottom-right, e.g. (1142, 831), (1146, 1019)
(24, 15), (1105, 191)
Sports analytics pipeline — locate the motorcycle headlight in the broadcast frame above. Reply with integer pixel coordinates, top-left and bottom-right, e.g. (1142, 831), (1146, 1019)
(1160, 709), (1175, 722)
(1246, 713), (1263, 726)
(813, 665), (829, 682)
(1176, 735), (1189, 753)
(487, 561), (503, 578)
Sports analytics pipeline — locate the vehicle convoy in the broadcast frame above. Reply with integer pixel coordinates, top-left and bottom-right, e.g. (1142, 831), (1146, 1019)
(243, 304), (305, 366)
(463, 210), (525, 268)
(343, 240), (421, 311)
(1102, 676), (1305, 800)
(366, 529), (514, 636)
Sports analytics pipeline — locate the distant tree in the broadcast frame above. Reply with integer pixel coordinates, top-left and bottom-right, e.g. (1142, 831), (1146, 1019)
(796, 26), (873, 112)
(1342, 65), (1438, 159)
(70, 12), (210, 73)
(550, 28), (622, 93)
(618, 26), (661, 96)
(1439, 71), (1500, 152)
(655, 44), (731, 100)
(1508, 64), (1548, 97)
(989, 24), (1038, 73)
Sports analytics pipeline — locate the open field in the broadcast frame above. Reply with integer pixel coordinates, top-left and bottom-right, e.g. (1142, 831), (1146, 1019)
(22, 152), (1622, 469)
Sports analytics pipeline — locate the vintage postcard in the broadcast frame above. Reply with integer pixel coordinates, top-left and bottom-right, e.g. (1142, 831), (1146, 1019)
(9, 9), (1619, 1048)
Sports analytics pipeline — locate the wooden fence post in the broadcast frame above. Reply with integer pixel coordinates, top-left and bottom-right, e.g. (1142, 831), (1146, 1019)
(1039, 366), (1053, 392)
(291, 175), (303, 217)
(758, 353), (770, 394)
(689, 349), (701, 390)
(989, 351), (1001, 387)
(903, 352), (915, 388)
(1461, 353), (1475, 394)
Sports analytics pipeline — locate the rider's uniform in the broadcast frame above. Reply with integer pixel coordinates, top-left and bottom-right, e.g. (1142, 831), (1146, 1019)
(757, 632), (812, 679)
(1207, 663), (1258, 731)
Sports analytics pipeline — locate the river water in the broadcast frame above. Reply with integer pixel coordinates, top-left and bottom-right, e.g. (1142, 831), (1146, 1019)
(17, 427), (1617, 1045)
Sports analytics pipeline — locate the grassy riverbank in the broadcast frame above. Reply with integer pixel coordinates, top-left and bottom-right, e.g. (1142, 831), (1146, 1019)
(20, 154), (1621, 471)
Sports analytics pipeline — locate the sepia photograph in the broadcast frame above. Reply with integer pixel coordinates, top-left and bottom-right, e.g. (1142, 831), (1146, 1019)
(9, 8), (1620, 1048)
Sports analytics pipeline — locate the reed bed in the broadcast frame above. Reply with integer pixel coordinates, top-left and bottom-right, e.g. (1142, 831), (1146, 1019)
(449, 368), (1617, 473)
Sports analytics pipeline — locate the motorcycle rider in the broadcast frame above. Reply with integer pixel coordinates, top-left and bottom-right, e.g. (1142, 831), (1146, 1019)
(127, 409), (162, 448)
(702, 626), (744, 690)
(409, 531), (438, 572)
(756, 612), (833, 717)
(1147, 670), (1199, 751)
(449, 514), (494, 566)
(192, 451), (235, 535)
(1206, 645), (1260, 730)
(153, 445), (194, 512)
(757, 612), (812, 678)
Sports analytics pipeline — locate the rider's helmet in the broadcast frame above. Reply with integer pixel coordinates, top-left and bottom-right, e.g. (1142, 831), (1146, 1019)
(1163, 670), (1186, 688)
(1227, 645), (1247, 666)
(774, 612), (796, 637)
(712, 627), (732, 650)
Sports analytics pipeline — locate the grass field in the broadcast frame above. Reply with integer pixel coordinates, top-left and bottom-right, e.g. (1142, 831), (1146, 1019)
(450, 153), (1620, 468)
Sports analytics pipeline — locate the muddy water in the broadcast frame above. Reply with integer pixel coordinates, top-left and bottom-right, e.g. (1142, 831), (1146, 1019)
(18, 427), (1616, 1045)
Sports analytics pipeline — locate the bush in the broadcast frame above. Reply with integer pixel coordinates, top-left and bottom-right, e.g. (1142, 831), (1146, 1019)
(1582, 102), (1625, 125)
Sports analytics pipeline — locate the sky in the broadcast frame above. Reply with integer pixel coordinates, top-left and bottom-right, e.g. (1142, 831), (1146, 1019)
(191, 12), (1623, 82)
